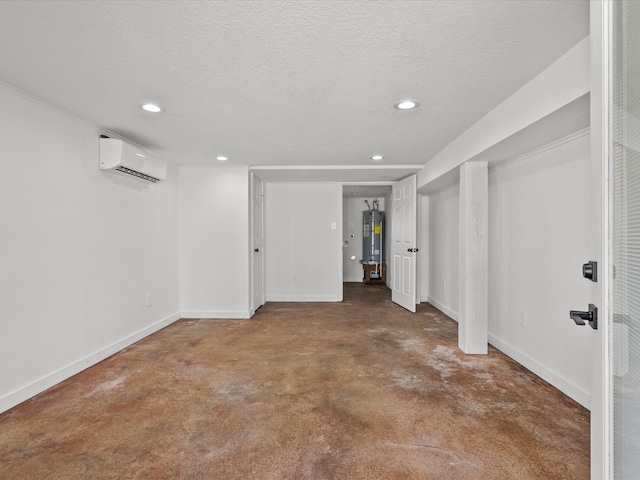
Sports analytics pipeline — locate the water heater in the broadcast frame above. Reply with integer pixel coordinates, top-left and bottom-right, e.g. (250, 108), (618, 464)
(362, 210), (385, 264)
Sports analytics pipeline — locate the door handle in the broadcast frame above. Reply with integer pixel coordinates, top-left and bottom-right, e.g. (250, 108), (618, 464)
(254, 248), (259, 253)
(569, 304), (597, 329)
(407, 248), (419, 253)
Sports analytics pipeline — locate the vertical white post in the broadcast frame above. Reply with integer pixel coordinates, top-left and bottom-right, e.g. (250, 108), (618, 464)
(458, 161), (488, 354)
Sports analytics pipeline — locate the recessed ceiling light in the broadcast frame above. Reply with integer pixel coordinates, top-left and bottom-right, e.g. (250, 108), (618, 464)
(216, 156), (228, 161)
(394, 100), (419, 110)
(371, 155), (384, 161)
(140, 103), (164, 113)
(135, 153), (146, 158)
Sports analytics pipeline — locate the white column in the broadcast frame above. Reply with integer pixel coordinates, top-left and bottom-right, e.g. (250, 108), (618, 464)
(458, 161), (488, 354)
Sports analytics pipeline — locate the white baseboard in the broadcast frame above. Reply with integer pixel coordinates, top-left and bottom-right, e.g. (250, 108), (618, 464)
(180, 311), (251, 319)
(265, 295), (342, 302)
(0, 312), (181, 414)
(488, 333), (590, 409)
(427, 297), (459, 322)
(343, 276), (363, 283)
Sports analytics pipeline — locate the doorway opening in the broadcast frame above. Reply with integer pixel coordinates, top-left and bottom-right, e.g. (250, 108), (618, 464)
(342, 185), (392, 291)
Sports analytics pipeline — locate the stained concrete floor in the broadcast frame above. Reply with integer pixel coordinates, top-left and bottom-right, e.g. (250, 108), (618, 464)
(0, 283), (589, 479)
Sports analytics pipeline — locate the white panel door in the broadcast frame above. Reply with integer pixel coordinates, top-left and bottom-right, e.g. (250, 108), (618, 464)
(391, 175), (417, 312)
(251, 174), (265, 313)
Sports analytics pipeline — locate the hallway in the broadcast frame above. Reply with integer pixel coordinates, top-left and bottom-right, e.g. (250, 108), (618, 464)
(0, 283), (589, 479)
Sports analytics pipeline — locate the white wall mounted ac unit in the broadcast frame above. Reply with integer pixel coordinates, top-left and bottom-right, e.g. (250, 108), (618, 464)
(99, 137), (167, 183)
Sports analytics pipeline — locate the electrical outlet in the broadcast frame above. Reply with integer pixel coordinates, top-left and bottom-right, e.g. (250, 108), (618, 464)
(146, 293), (153, 308)
(519, 309), (526, 327)
(293, 275), (297, 282)
(442, 280), (446, 291)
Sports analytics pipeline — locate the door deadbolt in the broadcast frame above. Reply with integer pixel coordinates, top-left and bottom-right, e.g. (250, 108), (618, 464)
(582, 260), (597, 282)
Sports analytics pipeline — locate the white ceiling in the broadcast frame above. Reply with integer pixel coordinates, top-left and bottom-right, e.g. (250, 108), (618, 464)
(0, 0), (589, 183)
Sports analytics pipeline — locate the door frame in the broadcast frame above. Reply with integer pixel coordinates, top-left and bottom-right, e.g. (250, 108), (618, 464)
(339, 184), (404, 292)
(591, 0), (613, 477)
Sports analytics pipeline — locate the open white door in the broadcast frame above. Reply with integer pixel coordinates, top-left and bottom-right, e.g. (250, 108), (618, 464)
(391, 175), (417, 312)
(251, 173), (265, 314)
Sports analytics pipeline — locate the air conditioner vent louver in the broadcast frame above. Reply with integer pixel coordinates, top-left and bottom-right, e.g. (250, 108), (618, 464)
(115, 165), (160, 183)
(99, 137), (167, 183)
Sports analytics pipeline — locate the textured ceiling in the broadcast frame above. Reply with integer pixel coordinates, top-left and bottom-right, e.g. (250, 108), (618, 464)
(0, 0), (589, 181)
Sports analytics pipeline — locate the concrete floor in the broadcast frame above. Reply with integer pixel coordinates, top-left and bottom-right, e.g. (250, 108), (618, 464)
(0, 283), (589, 479)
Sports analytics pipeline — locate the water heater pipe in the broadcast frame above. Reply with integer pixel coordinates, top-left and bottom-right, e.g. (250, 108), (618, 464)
(370, 214), (375, 267)
(378, 218), (383, 276)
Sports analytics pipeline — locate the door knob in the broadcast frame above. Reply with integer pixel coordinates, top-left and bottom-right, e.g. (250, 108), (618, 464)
(254, 248), (259, 253)
(407, 248), (419, 253)
(569, 304), (597, 329)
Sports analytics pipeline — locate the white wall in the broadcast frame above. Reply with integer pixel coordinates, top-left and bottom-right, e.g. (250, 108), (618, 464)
(419, 195), (430, 302)
(427, 183), (460, 320)
(0, 85), (180, 413)
(488, 131), (592, 407)
(425, 132), (592, 407)
(178, 165), (251, 318)
(265, 183), (342, 301)
(342, 197), (386, 282)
